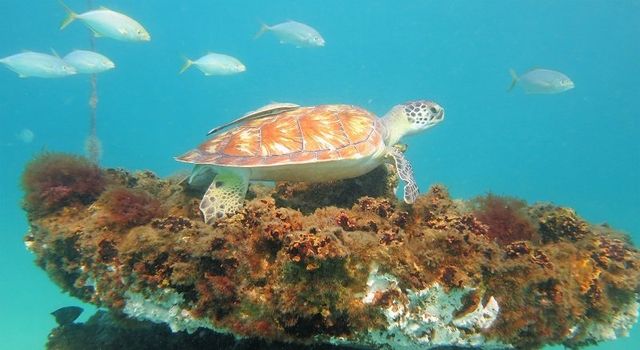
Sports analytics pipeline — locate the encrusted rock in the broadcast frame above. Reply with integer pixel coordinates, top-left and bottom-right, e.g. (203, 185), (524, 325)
(273, 165), (397, 214)
(21, 157), (640, 350)
(538, 207), (590, 242)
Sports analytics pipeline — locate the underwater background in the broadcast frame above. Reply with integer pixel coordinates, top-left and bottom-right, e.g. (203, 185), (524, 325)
(0, 0), (638, 349)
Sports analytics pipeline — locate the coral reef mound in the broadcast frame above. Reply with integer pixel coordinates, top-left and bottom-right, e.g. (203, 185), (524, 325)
(23, 154), (640, 350)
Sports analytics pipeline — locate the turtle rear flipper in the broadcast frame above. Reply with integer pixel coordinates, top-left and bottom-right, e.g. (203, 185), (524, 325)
(200, 169), (249, 224)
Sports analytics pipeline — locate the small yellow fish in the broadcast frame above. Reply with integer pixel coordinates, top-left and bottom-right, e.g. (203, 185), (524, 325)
(508, 68), (574, 94)
(255, 20), (325, 48)
(59, 2), (151, 42)
(0, 51), (76, 78)
(179, 53), (246, 76)
(63, 50), (115, 74)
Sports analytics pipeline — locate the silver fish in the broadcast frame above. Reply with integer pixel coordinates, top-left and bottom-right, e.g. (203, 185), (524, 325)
(179, 53), (246, 76)
(0, 51), (76, 78)
(255, 20), (325, 47)
(63, 50), (115, 74)
(509, 68), (574, 94)
(60, 2), (151, 42)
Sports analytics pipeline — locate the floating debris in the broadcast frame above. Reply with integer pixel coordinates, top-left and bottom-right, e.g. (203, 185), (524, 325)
(17, 128), (35, 143)
(51, 306), (83, 326)
(23, 155), (640, 349)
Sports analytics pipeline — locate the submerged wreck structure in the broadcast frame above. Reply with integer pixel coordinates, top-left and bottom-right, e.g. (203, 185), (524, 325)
(23, 153), (640, 349)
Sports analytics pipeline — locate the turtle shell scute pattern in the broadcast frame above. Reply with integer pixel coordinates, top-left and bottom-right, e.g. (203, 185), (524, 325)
(177, 105), (385, 167)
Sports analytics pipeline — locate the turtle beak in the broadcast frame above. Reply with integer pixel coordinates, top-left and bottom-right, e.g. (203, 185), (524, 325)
(432, 106), (444, 123)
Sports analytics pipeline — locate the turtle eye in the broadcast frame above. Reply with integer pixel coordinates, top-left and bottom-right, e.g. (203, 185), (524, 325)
(429, 107), (438, 113)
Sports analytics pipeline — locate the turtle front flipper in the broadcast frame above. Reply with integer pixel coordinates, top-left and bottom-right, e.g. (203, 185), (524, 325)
(388, 146), (419, 204)
(200, 169), (249, 224)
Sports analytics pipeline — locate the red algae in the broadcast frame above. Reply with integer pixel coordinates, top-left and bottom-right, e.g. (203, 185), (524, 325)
(22, 158), (640, 350)
(100, 187), (164, 227)
(21, 152), (105, 217)
(472, 194), (539, 245)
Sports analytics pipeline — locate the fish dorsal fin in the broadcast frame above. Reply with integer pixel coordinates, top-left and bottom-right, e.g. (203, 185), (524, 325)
(50, 48), (60, 58)
(525, 66), (543, 73)
(206, 102), (301, 135)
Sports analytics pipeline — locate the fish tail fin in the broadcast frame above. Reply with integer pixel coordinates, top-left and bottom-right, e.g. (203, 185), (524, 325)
(254, 23), (270, 39)
(59, 1), (78, 30)
(507, 69), (519, 92)
(179, 57), (193, 74)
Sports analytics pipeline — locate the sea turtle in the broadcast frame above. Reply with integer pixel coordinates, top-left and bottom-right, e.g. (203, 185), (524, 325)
(176, 101), (444, 224)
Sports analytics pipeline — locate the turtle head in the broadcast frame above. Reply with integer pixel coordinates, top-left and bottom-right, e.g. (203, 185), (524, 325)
(382, 100), (444, 145)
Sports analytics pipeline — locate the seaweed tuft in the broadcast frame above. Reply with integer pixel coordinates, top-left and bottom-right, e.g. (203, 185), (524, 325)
(21, 152), (105, 217)
(100, 187), (164, 227)
(472, 194), (539, 245)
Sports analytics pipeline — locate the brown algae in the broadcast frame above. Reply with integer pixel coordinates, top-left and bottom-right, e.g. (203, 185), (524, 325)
(22, 154), (640, 349)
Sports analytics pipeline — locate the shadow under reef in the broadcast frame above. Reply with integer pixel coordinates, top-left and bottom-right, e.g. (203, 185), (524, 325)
(46, 309), (487, 350)
(22, 153), (640, 350)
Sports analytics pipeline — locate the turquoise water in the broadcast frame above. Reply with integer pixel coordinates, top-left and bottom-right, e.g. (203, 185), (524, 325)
(1, 1), (638, 348)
